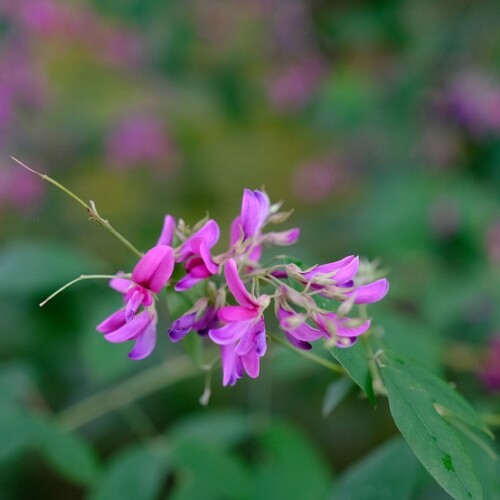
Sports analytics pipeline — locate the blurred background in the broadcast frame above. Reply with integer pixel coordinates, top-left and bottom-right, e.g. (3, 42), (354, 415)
(1, 0), (499, 498)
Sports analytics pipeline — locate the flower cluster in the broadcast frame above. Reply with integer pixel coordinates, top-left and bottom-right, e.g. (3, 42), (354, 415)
(97, 189), (389, 386)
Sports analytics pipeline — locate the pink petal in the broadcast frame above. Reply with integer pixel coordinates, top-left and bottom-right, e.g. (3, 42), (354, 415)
(241, 349), (260, 378)
(209, 319), (254, 345)
(224, 259), (258, 308)
(199, 239), (218, 274)
(132, 245), (174, 293)
(96, 309), (126, 334)
(128, 320), (157, 360)
(104, 311), (152, 343)
(110, 276), (133, 294)
(347, 278), (389, 304)
(284, 331), (312, 350)
(218, 305), (259, 322)
(277, 307), (324, 342)
(302, 255), (359, 284)
(230, 216), (243, 246)
(125, 288), (147, 322)
(264, 228), (300, 246)
(336, 317), (371, 337)
(174, 274), (204, 291)
(241, 189), (270, 238)
(157, 214), (176, 246)
(220, 344), (243, 386)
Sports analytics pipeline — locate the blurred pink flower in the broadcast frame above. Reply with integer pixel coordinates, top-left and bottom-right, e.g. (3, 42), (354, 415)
(0, 167), (44, 211)
(427, 197), (461, 240)
(267, 56), (326, 112)
(105, 114), (177, 172)
(478, 336), (500, 392)
(486, 220), (500, 264)
(291, 162), (338, 203)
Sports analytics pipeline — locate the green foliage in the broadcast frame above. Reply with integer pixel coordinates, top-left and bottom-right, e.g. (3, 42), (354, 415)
(381, 352), (487, 499)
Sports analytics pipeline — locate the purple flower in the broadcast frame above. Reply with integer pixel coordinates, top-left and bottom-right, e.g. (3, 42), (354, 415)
(294, 255), (389, 304)
(277, 305), (371, 350)
(96, 245), (174, 359)
(157, 214), (176, 247)
(175, 220), (220, 291)
(209, 259), (269, 386)
(168, 298), (219, 342)
(230, 189), (299, 264)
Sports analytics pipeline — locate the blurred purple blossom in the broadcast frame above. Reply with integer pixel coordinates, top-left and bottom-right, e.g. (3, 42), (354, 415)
(478, 336), (500, 392)
(291, 161), (339, 203)
(444, 72), (500, 137)
(0, 167), (44, 211)
(105, 114), (178, 172)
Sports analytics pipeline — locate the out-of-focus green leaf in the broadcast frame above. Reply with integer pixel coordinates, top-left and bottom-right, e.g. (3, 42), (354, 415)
(38, 421), (99, 485)
(0, 241), (99, 296)
(327, 342), (375, 405)
(182, 332), (204, 369)
(464, 438), (500, 500)
(382, 353), (484, 500)
(171, 440), (251, 500)
(0, 363), (37, 405)
(89, 445), (169, 500)
(168, 410), (253, 449)
(331, 437), (421, 500)
(322, 378), (352, 417)
(251, 422), (331, 500)
(0, 409), (39, 464)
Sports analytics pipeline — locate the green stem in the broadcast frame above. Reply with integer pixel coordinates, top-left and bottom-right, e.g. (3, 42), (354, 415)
(481, 413), (500, 428)
(39, 274), (125, 307)
(57, 356), (201, 430)
(11, 157), (142, 259)
(269, 333), (344, 374)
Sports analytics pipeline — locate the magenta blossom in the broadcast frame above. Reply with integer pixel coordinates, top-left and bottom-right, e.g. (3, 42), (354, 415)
(168, 298), (219, 342)
(209, 259), (269, 386)
(230, 189), (300, 264)
(175, 220), (220, 291)
(157, 214), (176, 247)
(294, 255), (389, 304)
(278, 305), (371, 350)
(97, 245), (174, 358)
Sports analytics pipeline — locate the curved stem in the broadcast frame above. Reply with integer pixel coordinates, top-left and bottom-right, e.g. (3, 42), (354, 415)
(39, 274), (126, 307)
(11, 157), (143, 259)
(57, 356), (201, 430)
(268, 333), (344, 375)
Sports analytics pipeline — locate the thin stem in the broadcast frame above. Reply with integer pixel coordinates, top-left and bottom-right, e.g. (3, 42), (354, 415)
(39, 274), (124, 307)
(11, 157), (143, 259)
(481, 413), (500, 428)
(57, 356), (201, 430)
(268, 333), (344, 375)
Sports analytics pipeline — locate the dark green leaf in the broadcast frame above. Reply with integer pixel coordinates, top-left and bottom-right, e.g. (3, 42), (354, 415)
(171, 440), (251, 500)
(38, 422), (99, 485)
(322, 378), (352, 417)
(0, 241), (99, 297)
(332, 437), (421, 500)
(382, 354), (484, 499)
(252, 422), (331, 500)
(327, 342), (376, 405)
(0, 409), (39, 464)
(89, 445), (169, 500)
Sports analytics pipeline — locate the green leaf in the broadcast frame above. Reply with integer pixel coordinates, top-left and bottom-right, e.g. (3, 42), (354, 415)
(0, 241), (98, 297)
(331, 437), (421, 500)
(252, 422), (331, 500)
(382, 353), (484, 499)
(0, 409), (39, 464)
(327, 342), (376, 405)
(171, 440), (251, 500)
(169, 410), (253, 449)
(38, 422), (99, 485)
(182, 332), (204, 369)
(89, 445), (169, 500)
(322, 378), (352, 417)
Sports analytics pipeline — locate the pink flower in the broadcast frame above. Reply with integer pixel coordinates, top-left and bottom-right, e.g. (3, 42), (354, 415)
(97, 245), (174, 359)
(175, 220), (220, 291)
(209, 259), (269, 385)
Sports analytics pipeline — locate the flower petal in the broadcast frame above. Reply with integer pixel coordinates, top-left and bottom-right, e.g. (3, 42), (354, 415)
(218, 305), (259, 323)
(230, 216), (243, 246)
(128, 320), (157, 360)
(174, 273), (206, 291)
(241, 189), (270, 238)
(264, 228), (300, 246)
(347, 278), (389, 304)
(96, 309), (126, 334)
(110, 276), (133, 294)
(157, 214), (176, 246)
(132, 245), (174, 293)
(241, 349), (260, 378)
(125, 288), (146, 322)
(224, 258), (258, 308)
(199, 239), (218, 274)
(104, 311), (152, 343)
(278, 307), (324, 342)
(209, 319), (254, 345)
(284, 331), (312, 350)
(335, 337), (357, 348)
(220, 344), (243, 386)
(302, 255), (359, 284)
(168, 312), (197, 342)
